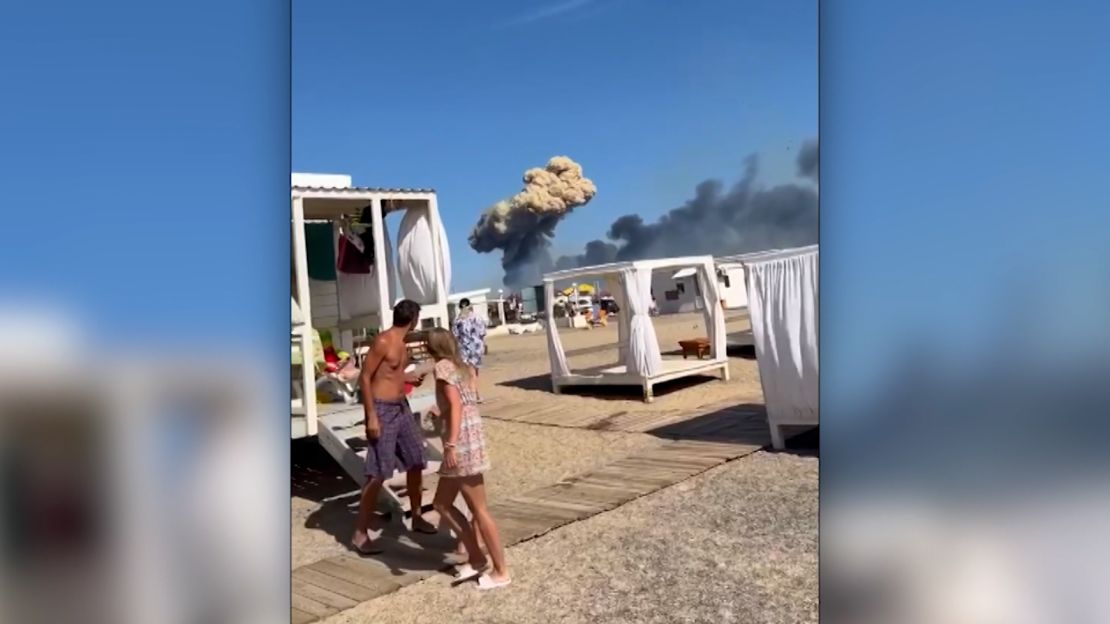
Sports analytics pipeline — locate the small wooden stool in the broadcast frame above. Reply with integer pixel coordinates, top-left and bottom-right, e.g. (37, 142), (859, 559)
(678, 338), (710, 360)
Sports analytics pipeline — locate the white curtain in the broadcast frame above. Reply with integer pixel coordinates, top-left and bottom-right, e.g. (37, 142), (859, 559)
(603, 275), (628, 362)
(337, 221), (395, 320)
(696, 262), (727, 360)
(544, 281), (570, 378)
(397, 207), (447, 304)
(621, 266), (662, 377)
(745, 248), (819, 426)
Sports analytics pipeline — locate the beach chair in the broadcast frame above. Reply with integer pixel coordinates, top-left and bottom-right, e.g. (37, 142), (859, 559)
(292, 328), (359, 405)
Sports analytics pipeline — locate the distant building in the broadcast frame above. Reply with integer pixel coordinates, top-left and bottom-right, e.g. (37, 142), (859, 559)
(447, 288), (492, 325)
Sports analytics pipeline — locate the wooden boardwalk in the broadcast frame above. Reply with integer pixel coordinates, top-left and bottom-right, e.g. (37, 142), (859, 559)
(479, 394), (767, 435)
(292, 403), (772, 623)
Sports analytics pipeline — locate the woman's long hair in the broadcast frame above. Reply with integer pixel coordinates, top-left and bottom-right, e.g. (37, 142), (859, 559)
(425, 328), (472, 382)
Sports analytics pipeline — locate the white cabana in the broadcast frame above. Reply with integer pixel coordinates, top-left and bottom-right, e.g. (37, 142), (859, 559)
(718, 245), (818, 449)
(543, 256), (729, 402)
(291, 175), (451, 438)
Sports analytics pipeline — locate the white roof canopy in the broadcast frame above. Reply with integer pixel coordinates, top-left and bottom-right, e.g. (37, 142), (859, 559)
(292, 186), (437, 221)
(717, 244), (818, 267)
(542, 256), (717, 284)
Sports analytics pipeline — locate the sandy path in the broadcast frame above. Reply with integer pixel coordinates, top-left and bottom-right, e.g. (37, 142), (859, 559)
(293, 311), (765, 570)
(323, 449), (819, 624)
(292, 421), (660, 569)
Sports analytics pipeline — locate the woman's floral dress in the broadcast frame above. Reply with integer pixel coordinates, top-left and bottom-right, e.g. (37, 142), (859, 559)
(433, 359), (490, 477)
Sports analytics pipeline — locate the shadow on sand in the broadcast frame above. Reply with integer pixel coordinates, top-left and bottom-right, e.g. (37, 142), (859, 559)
(302, 491), (458, 577)
(644, 402), (818, 456)
(498, 372), (726, 401)
(294, 439), (457, 575)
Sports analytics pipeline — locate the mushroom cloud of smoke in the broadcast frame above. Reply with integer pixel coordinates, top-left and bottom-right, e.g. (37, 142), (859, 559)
(469, 156), (597, 288)
(556, 140), (818, 268)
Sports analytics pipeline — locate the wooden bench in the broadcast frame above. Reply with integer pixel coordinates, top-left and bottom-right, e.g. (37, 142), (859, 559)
(678, 338), (711, 360)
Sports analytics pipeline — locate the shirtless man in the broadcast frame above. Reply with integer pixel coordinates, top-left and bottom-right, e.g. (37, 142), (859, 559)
(352, 299), (437, 554)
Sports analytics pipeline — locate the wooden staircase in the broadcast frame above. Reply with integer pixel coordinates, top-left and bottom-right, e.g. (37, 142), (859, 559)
(316, 390), (443, 523)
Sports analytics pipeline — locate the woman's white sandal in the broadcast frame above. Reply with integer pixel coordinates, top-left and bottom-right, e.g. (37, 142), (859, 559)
(477, 573), (512, 590)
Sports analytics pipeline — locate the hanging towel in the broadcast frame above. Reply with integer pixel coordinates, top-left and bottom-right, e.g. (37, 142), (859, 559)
(305, 223), (337, 281)
(337, 228), (372, 274)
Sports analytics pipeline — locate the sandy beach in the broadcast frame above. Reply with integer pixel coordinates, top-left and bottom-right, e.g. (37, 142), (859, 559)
(323, 450), (818, 624)
(292, 310), (817, 621)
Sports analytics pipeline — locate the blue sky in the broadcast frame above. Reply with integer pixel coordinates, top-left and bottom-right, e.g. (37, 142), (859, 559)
(1, 0), (1105, 403)
(821, 1), (1110, 403)
(293, 0), (817, 291)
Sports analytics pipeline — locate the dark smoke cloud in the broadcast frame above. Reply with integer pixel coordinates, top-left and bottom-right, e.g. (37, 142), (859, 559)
(469, 156), (596, 288)
(797, 139), (818, 181)
(556, 140), (818, 269)
(554, 239), (618, 270)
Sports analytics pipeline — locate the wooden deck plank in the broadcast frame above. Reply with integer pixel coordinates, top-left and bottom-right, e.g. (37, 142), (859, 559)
(512, 493), (609, 514)
(497, 499), (588, 521)
(293, 577), (360, 611)
(490, 513), (547, 537)
(309, 557), (403, 595)
(291, 592), (337, 619)
(527, 488), (629, 511)
(489, 505), (569, 529)
(494, 502), (586, 525)
(294, 567), (383, 602)
(636, 454), (723, 469)
(291, 607), (317, 624)
(581, 471), (676, 489)
(554, 479), (646, 500)
(626, 452), (722, 468)
(531, 482), (636, 502)
(604, 460), (700, 478)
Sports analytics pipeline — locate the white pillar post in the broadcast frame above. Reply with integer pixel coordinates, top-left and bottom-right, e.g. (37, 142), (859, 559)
(291, 196), (317, 436)
(369, 196), (390, 331)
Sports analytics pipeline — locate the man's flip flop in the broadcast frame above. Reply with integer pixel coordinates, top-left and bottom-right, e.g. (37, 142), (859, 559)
(410, 517), (438, 535)
(454, 562), (487, 581)
(477, 573), (512, 590)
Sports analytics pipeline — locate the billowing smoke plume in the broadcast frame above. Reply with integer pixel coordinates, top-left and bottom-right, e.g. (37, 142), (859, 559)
(556, 140), (818, 268)
(554, 239), (618, 270)
(469, 156), (597, 288)
(797, 138), (818, 181)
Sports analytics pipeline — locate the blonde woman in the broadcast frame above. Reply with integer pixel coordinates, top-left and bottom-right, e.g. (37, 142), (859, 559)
(425, 328), (510, 590)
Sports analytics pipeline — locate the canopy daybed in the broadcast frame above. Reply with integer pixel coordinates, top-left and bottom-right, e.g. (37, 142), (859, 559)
(542, 256), (729, 403)
(717, 245), (818, 448)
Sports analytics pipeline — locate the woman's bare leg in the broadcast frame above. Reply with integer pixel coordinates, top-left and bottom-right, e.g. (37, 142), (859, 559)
(454, 512), (485, 556)
(469, 365), (482, 402)
(432, 477), (485, 567)
(459, 475), (508, 580)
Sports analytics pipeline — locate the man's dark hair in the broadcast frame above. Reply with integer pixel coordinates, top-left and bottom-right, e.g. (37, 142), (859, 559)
(392, 299), (421, 328)
(458, 297), (471, 309)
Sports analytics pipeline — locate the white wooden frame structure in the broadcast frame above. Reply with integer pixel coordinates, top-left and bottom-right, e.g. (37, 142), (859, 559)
(542, 256), (729, 403)
(291, 184), (449, 439)
(717, 246), (819, 448)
